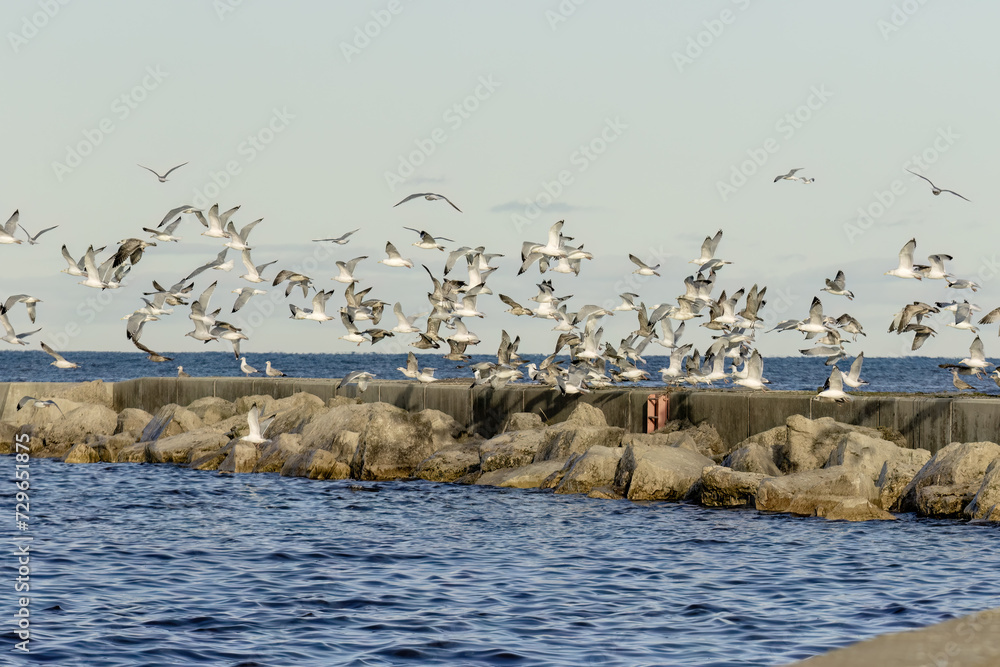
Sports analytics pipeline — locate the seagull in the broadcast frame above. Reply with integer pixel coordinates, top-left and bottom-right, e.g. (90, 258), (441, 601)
(157, 204), (200, 228)
(16, 396), (64, 416)
(231, 287), (267, 313)
(177, 366), (190, 378)
(391, 303), (424, 333)
(959, 336), (992, 370)
(733, 350), (768, 390)
(840, 353), (869, 388)
(1, 295), (41, 323)
(500, 294), (533, 317)
(224, 218), (262, 251)
(112, 238), (156, 268)
(774, 168), (805, 183)
(815, 367), (852, 403)
(416, 366), (438, 384)
(0, 211), (22, 244)
(332, 256), (368, 284)
(690, 230), (724, 265)
(947, 303), (979, 333)
(393, 193), (462, 212)
(289, 290), (335, 322)
(950, 368), (974, 392)
(131, 338), (173, 363)
(265, 361), (287, 377)
(41, 342), (79, 369)
(821, 270), (854, 300)
(629, 254), (660, 277)
(379, 242), (414, 268)
(906, 169), (970, 201)
(198, 204), (239, 239)
(338, 370), (375, 393)
(240, 357), (258, 376)
(184, 248), (232, 281)
(947, 278), (981, 292)
(272, 269), (314, 298)
(920, 254), (953, 281)
(138, 162), (188, 182)
(398, 352), (421, 379)
(313, 229), (359, 244)
(339, 312), (369, 345)
(404, 227), (453, 251)
(241, 404), (276, 444)
(143, 217), (182, 243)
(18, 223), (58, 245)
(884, 238), (923, 280)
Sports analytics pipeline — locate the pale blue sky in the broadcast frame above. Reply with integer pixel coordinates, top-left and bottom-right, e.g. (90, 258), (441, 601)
(2, 1), (998, 360)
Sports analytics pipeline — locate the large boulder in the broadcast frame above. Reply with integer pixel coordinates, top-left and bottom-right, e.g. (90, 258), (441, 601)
(502, 412), (544, 433)
(723, 442), (781, 477)
(218, 442), (263, 473)
(253, 434), (306, 473)
(63, 442), (101, 464)
(700, 466), (769, 507)
(562, 402), (607, 427)
(145, 428), (230, 465)
(877, 460), (926, 511)
(614, 443), (714, 501)
(897, 441), (1000, 517)
(350, 405), (461, 480)
(679, 422), (726, 461)
(554, 446), (624, 495)
(42, 404), (118, 450)
(233, 394), (280, 416)
(299, 402), (389, 451)
(185, 397), (237, 425)
(115, 408), (154, 440)
(826, 432), (931, 482)
(756, 466), (880, 517)
(159, 405), (207, 437)
(415, 443), (482, 482)
(778, 416), (898, 474)
(822, 498), (896, 521)
(480, 430), (549, 472)
(265, 393), (327, 436)
(476, 459), (568, 488)
(965, 460), (1000, 521)
(535, 426), (624, 462)
(281, 449), (351, 480)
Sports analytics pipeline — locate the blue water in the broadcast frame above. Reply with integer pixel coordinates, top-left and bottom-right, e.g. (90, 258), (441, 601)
(8, 459), (998, 666)
(0, 351), (993, 395)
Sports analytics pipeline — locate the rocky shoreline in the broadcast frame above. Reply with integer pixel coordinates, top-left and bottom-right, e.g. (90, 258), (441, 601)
(2, 381), (999, 523)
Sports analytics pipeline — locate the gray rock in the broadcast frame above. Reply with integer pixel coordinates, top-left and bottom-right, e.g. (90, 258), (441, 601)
(700, 466), (769, 507)
(43, 403), (118, 450)
(965, 460), (1000, 520)
(555, 446), (625, 495)
(502, 412), (544, 432)
(415, 443), (482, 482)
(480, 430), (549, 472)
(756, 466), (879, 517)
(253, 434), (305, 473)
(878, 460), (926, 511)
(826, 431), (931, 482)
(233, 394), (280, 416)
(898, 441), (1000, 517)
(219, 442), (262, 473)
(266, 393), (327, 436)
(281, 449), (351, 480)
(563, 402), (607, 427)
(682, 422), (726, 461)
(145, 428), (230, 465)
(535, 426), (624, 462)
(190, 445), (231, 471)
(724, 442), (782, 477)
(476, 459), (568, 488)
(63, 442), (101, 464)
(115, 408), (154, 439)
(822, 498), (896, 522)
(116, 441), (150, 463)
(350, 404), (461, 480)
(615, 443), (714, 501)
(185, 397), (237, 425)
(778, 415), (900, 474)
(160, 405), (207, 437)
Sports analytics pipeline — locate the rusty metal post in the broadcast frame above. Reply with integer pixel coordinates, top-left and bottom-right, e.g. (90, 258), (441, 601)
(646, 394), (670, 433)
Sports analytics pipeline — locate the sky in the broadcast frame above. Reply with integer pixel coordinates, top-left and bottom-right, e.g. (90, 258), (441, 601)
(2, 1), (999, 363)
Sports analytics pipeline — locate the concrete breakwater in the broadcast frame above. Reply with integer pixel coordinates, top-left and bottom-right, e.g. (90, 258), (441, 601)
(2, 377), (1000, 453)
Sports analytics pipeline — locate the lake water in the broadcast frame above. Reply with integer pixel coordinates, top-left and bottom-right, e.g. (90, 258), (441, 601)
(11, 458), (1000, 666)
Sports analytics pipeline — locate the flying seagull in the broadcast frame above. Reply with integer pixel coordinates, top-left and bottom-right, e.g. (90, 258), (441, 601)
(241, 404), (276, 444)
(19, 223), (58, 245)
(313, 229), (359, 244)
(338, 370), (375, 393)
(393, 193), (462, 212)
(884, 238), (923, 280)
(16, 396), (64, 416)
(138, 162), (188, 182)
(774, 168), (805, 183)
(821, 270), (854, 300)
(403, 227), (454, 251)
(0, 210), (22, 244)
(906, 169), (970, 201)
(41, 342), (79, 369)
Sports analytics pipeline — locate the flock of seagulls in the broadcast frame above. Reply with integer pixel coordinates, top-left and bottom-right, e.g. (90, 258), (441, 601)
(1, 162), (991, 402)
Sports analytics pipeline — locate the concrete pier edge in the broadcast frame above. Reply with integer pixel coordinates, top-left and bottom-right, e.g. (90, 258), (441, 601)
(2, 378), (999, 452)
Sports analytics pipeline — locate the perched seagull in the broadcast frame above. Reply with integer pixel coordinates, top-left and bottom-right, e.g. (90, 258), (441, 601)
(338, 370), (375, 393)
(821, 270), (854, 300)
(19, 223), (58, 245)
(241, 404), (276, 444)
(840, 353), (869, 388)
(41, 342), (79, 369)
(906, 169), (970, 201)
(16, 396), (65, 416)
(884, 238), (923, 280)
(143, 217), (182, 243)
(332, 256), (368, 284)
(379, 242), (414, 268)
(240, 357), (258, 376)
(231, 287), (267, 313)
(393, 192), (462, 212)
(177, 366), (190, 378)
(774, 168), (805, 183)
(815, 367), (852, 403)
(313, 229), (359, 244)
(138, 162), (188, 182)
(265, 361), (287, 377)
(0, 211), (22, 244)
(629, 254), (661, 277)
(404, 227), (453, 251)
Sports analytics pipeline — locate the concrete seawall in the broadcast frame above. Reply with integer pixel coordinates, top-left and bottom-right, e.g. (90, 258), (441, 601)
(1, 378), (998, 453)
